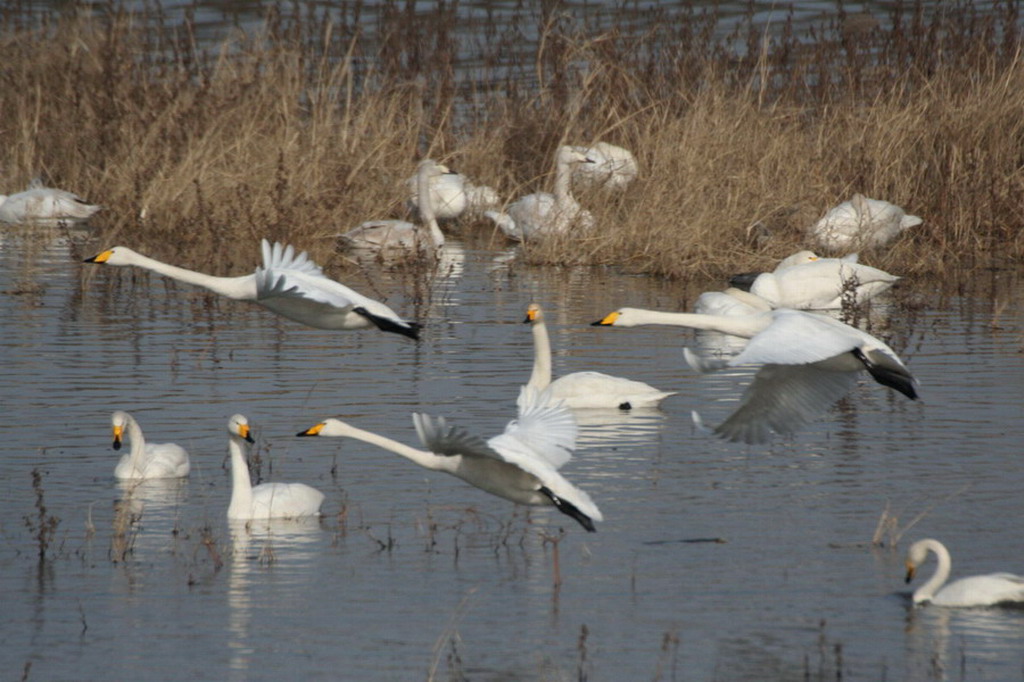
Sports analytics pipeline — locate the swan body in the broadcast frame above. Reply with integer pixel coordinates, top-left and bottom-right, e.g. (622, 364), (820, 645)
(296, 386), (602, 532)
(406, 170), (500, 220)
(0, 185), (101, 225)
(226, 414), (324, 520)
(526, 303), (674, 410)
(342, 159), (448, 253)
(809, 194), (922, 251)
(905, 538), (1024, 607)
(570, 141), (639, 191)
(110, 411), (190, 480)
(693, 288), (773, 316)
(84, 239), (419, 339)
(744, 257), (900, 310)
(683, 308), (919, 443)
(485, 146), (595, 241)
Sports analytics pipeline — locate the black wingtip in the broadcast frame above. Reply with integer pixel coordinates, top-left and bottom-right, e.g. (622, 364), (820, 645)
(540, 486), (597, 532)
(353, 306), (421, 340)
(853, 348), (919, 400)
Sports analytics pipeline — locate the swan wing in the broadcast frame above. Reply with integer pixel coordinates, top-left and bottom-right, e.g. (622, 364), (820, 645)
(487, 387), (577, 471)
(412, 413), (499, 460)
(259, 239), (324, 278)
(726, 310), (868, 367)
(933, 574), (1024, 607)
(250, 482), (324, 518)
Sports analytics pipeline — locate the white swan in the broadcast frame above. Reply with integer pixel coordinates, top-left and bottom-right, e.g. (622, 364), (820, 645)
(484, 146), (595, 241)
(905, 538), (1024, 607)
(340, 159), (448, 253)
(110, 411), (190, 480)
(84, 239), (419, 339)
(683, 308), (919, 443)
(693, 288), (773, 316)
(406, 169), (500, 221)
(592, 305), (775, 338)
(227, 414), (324, 520)
(0, 184), (101, 225)
(739, 255), (900, 310)
(809, 194), (923, 251)
(296, 386), (602, 532)
(525, 302), (674, 410)
(570, 141), (639, 191)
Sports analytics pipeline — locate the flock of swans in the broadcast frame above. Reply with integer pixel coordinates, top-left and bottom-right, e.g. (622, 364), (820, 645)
(49, 144), (1017, 607)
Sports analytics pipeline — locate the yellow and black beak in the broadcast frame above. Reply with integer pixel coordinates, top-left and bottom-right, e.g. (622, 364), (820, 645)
(239, 423), (255, 444)
(84, 249), (114, 264)
(296, 423), (325, 437)
(112, 424), (124, 450)
(904, 561), (916, 584)
(523, 303), (540, 324)
(592, 311), (619, 326)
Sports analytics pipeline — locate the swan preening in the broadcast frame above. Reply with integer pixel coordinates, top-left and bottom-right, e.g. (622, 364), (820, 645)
(570, 142), (638, 191)
(296, 386), (602, 532)
(227, 414), (324, 520)
(341, 159), (449, 254)
(485, 146), (595, 241)
(809, 194), (922, 251)
(905, 538), (1024, 607)
(84, 239), (419, 339)
(594, 306), (918, 443)
(406, 167), (500, 220)
(730, 250), (900, 310)
(0, 184), (101, 225)
(525, 302), (674, 410)
(110, 411), (191, 480)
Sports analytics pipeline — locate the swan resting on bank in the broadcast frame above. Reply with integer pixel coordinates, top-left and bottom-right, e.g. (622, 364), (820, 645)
(296, 386), (602, 532)
(110, 411), (191, 480)
(525, 302), (674, 410)
(485, 145), (595, 241)
(84, 239), (419, 339)
(227, 414), (324, 520)
(0, 184), (102, 225)
(406, 167), (500, 220)
(905, 538), (1024, 607)
(809, 194), (922, 251)
(594, 306), (918, 443)
(570, 141), (639, 191)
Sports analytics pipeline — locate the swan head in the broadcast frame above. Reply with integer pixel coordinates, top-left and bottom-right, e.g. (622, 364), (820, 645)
(556, 146), (593, 166)
(83, 246), (134, 265)
(776, 250), (820, 268)
(296, 418), (352, 438)
(591, 308), (644, 327)
(905, 538), (944, 584)
(523, 302), (544, 325)
(228, 414), (255, 444)
(110, 410), (130, 450)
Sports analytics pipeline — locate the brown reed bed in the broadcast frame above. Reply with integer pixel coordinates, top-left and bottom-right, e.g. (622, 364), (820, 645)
(1, 1), (1022, 284)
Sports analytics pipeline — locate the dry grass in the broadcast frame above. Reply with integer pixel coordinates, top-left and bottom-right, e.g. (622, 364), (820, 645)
(1, 1), (1022, 283)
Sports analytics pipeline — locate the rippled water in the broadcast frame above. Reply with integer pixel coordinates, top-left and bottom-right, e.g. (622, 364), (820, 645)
(1, 228), (1023, 681)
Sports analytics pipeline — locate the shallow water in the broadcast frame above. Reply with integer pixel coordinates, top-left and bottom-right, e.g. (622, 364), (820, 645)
(1, 229), (1022, 681)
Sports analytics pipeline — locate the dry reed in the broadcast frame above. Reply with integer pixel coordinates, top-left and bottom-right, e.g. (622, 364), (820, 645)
(1, 1), (1022, 284)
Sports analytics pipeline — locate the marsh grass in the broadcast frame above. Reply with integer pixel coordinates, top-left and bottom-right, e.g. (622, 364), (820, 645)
(1, 2), (1022, 284)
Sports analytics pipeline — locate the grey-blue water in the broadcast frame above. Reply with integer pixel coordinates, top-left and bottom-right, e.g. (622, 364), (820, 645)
(1, 228), (1022, 681)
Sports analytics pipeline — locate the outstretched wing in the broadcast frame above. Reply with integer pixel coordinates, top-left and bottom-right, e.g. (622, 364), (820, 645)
(259, 239), (325, 278)
(412, 413), (499, 460)
(488, 386), (577, 471)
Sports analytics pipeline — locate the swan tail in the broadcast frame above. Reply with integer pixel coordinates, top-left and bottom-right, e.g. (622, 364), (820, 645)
(353, 306), (420, 340)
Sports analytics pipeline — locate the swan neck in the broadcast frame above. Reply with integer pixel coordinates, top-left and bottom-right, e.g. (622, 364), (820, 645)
(227, 435), (253, 517)
(124, 251), (255, 300)
(344, 425), (449, 472)
(125, 414), (147, 469)
(916, 541), (952, 603)
(553, 154), (574, 204)
(417, 165), (444, 248)
(529, 318), (553, 391)
(628, 310), (765, 336)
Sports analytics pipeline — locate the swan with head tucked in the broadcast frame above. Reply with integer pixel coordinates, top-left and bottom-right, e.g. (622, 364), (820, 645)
(0, 183), (101, 225)
(296, 386), (602, 532)
(525, 303), (674, 410)
(570, 141), (639, 191)
(227, 414), (324, 521)
(809, 194), (922, 251)
(110, 411), (190, 480)
(406, 167), (501, 221)
(485, 146), (595, 241)
(84, 239), (419, 339)
(732, 251), (900, 310)
(340, 159), (448, 253)
(905, 538), (1024, 607)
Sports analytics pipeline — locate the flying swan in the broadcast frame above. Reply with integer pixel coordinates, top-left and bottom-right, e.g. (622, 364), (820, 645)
(227, 414), (324, 520)
(110, 410), (191, 480)
(525, 302), (674, 410)
(905, 538), (1024, 607)
(84, 239), (419, 339)
(296, 386), (602, 532)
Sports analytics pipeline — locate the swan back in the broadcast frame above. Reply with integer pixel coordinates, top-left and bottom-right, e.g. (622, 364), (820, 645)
(570, 142), (639, 191)
(905, 538), (1024, 607)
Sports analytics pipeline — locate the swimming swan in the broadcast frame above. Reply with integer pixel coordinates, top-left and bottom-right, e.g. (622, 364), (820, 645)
(570, 141), (639, 191)
(484, 146), (595, 241)
(341, 159), (448, 253)
(110, 411), (191, 480)
(227, 414), (324, 520)
(84, 239), (419, 339)
(739, 255), (900, 310)
(683, 308), (919, 443)
(809, 194), (922, 251)
(0, 184), (101, 225)
(525, 302), (674, 410)
(296, 386), (602, 532)
(905, 538), (1024, 607)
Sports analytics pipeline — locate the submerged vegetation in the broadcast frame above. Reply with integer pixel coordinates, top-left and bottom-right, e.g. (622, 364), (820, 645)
(1, 1), (1022, 280)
